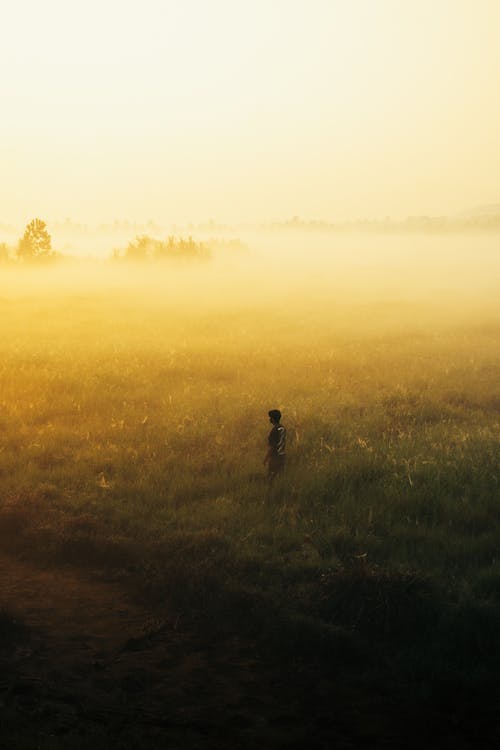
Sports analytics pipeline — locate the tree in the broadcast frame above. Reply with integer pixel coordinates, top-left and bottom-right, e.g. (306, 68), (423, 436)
(17, 218), (53, 261)
(124, 234), (160, 261)
(119, 234), (211, 262)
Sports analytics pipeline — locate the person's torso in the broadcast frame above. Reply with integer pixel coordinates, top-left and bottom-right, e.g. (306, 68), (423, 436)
(269, 424), (286, 455)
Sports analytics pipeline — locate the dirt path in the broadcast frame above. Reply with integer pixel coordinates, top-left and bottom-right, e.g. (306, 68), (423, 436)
(0, 553), (324, 749)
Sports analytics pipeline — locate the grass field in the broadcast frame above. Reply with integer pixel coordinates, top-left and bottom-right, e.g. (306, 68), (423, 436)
(1, 249), (499, 742)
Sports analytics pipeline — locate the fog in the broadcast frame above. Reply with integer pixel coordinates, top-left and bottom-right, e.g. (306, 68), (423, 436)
(3, 231), (499, 322)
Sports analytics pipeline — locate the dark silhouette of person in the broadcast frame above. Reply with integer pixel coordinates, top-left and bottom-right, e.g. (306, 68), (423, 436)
(265, 409), (286, 480)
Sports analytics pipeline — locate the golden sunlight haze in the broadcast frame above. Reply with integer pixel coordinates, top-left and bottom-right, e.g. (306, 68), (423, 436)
(1, 0), (499, 224)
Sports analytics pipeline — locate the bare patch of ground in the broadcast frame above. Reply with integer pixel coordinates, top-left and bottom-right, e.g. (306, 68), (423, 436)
(1, 552), (495, 749)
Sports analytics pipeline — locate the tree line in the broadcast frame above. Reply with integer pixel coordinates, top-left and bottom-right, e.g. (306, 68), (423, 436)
(0, 219), (213, 264)
(114, 234), (210, 262)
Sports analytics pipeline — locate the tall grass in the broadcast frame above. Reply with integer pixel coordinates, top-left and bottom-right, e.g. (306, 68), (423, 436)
(0, 270), (499, 700)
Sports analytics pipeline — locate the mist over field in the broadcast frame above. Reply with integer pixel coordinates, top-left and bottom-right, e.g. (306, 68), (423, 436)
(4, 229), (499, 305)
(2, 230), (498, 582)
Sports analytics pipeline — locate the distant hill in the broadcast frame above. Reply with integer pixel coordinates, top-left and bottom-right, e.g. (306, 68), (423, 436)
(460, 204), (500, 218)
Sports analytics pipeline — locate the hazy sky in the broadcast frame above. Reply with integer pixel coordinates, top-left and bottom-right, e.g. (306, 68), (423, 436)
(2, 0), (499, 225)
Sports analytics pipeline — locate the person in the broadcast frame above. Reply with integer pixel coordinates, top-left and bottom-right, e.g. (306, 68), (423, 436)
(265, 409), (286, 480)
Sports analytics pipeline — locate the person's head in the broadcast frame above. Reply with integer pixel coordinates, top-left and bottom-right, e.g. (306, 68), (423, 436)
(268, 409), (281, 425)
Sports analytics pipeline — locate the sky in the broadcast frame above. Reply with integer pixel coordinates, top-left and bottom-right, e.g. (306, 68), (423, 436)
(1, 0), (500, 225)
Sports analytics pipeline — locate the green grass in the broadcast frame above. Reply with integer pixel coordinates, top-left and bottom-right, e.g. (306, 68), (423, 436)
(0, 275), (499, 707)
